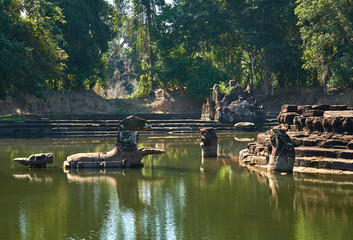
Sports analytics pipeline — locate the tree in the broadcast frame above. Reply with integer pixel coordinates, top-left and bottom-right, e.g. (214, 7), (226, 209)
(241, 0), (304, 95)
(152, 0), (232, 97)
(296, 0), (353, 93)
(49, 0), (116, 90)
(0, 0), (67, 99)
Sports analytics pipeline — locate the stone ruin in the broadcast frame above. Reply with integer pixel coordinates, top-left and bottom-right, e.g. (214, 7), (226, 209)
(201, 80), (265, 124)
(240, 104), (353, 174)
(64, 115), (165, 169)
(200, 127), (218, 157)
(13, 153), (53, 169)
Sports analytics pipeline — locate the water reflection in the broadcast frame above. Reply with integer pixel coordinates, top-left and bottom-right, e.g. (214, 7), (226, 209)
(13, 171), (54, 183)
(64, 168), (181, 240)
(2, 134), (353, 239)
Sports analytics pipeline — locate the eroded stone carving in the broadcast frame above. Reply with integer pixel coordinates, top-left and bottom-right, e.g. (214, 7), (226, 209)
(267, 129), (295, 172)
(64, 115), (164, 169)
(13, 153), (53, 168)
(200, 127), (218, 157)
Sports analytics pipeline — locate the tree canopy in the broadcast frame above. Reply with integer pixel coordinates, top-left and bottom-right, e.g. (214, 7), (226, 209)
(1, 0), (352, 99)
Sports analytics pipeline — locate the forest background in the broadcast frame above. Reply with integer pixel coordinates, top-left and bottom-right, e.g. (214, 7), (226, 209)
(1, 0), (353, 101)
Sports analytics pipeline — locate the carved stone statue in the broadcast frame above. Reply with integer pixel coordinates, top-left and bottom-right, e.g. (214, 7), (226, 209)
(267, 129), (295, 172)
(200, 127), (218, 157)
(64, 115), (164, 169)
(13, 153), (53, 168)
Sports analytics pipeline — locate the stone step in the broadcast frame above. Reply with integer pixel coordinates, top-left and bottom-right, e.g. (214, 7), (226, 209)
(295, 157), (353, 172)
(48, 124), (228, 131)
(28, 113), (202, 121)
(0, 124), (253, 137)
(52, 126), (240, 133)
(295, 147), (353, 159)
(1, 119), (221, 126)
(0, 121), (233, 129)
(0, 114), (269, 138)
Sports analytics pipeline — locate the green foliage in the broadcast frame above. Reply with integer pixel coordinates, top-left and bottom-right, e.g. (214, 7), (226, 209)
(0, 0), (67, 99)
(241, 0), (307, 89)
(295, 0), (353, 89)
(150, 0), (312, 97)
(49, 0), (116, 90)
(152, 0), (231, 97)
(0, 115), (29, 122)
(187, 58), (229, 97)
(2, 0), (353, 100)
(218, 82), (232, 94)
(136, 74), (151, 98)
(1, 0), (115, 99)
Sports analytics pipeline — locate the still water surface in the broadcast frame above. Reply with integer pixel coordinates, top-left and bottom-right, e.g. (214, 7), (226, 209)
(1, 133), (353, 240)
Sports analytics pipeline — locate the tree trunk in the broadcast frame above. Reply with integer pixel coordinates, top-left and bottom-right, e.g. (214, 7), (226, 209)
(296, 67), (299, 93)
(250, 51), (255, 90)
(262, 49), (270, 96)
(145, 1), (156, 91)
(106, 36), (129, 66)
(278, 70), (285, 88)
(321, 66), (329, 96)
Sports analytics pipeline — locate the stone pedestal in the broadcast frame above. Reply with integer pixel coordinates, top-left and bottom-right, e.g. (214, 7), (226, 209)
(200, 127), (218, 157)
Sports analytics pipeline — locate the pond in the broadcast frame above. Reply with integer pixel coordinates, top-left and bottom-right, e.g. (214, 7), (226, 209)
(1, 133), (353, 240)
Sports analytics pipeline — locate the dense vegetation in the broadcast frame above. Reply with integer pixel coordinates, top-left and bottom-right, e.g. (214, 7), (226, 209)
(1, 0), (353, 100)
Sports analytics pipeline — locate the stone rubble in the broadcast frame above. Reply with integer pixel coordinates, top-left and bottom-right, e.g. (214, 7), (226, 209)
(240, 104), (353, 174)
(13, 153), (53, 169)
(201, 80), (265, 124)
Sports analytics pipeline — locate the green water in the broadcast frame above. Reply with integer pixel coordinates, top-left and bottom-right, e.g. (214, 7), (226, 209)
(1, 133), (353, 240)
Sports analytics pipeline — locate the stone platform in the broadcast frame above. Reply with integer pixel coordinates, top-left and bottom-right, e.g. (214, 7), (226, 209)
(240, 104), (353, 175)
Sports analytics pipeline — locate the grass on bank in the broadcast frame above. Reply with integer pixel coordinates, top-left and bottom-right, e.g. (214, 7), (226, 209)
(0, 115), (29, 122)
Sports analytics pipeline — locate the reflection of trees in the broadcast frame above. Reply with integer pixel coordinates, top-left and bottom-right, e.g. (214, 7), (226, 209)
(141, 134), (202, 170)
(6, 170), (70, 239)
(293, 174), (353, 220)
(244, 167), (353, 239)
(65, 168), (184, 240)
(293, 174), (353, 239)
(5, 135), (353, 239)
